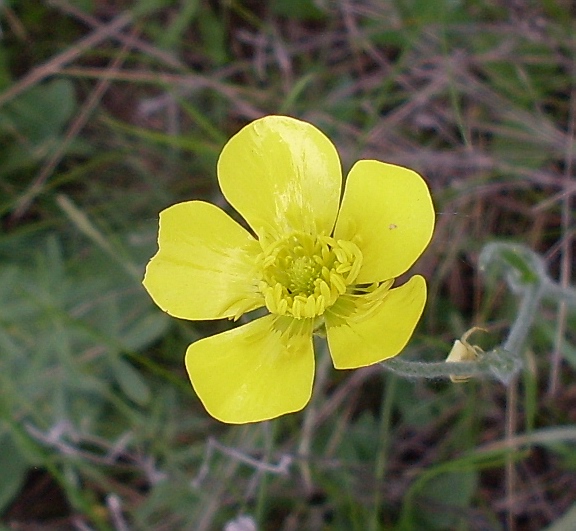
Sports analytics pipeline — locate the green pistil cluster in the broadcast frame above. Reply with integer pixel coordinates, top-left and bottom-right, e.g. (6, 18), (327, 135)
(258, 232), (363, 319)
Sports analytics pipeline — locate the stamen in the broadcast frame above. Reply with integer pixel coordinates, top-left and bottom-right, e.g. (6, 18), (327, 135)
(258, 231), (366, 319)
(334, 247), (347, 264)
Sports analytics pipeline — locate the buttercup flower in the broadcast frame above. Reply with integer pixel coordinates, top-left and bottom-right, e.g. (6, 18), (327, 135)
(143, 115), (435, 424)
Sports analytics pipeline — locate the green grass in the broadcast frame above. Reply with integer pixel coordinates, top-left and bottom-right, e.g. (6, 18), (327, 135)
(1, 0), (576, 529)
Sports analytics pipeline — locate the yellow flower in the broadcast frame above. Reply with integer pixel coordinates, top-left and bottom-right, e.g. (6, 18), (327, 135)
(143, 115), (435, 424)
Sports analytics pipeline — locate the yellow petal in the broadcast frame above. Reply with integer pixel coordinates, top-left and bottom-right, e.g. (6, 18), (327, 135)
(334, 161), (435, 283)
(186, 315), (314, 423)
(143, 201), (263, 320)
(218, 115), (342, 240)
(326, 275), (427, 369)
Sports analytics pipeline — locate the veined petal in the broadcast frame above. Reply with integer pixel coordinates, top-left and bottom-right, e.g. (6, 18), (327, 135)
(334, 161), (435, 283)
(186, 315), (315, 423)
(218, 115), (342, 241)
(143, 201), (263, 321)
(326, 275), (426, 369)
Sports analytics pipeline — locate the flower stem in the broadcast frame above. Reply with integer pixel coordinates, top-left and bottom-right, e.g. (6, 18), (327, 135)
(381, 278), (544, 383)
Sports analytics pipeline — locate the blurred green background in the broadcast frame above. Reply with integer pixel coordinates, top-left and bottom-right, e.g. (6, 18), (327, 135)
(1, 1), (575, 529)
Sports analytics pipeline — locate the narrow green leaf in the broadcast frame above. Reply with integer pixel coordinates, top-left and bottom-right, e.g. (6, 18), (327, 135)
(111, 357), (152, 406)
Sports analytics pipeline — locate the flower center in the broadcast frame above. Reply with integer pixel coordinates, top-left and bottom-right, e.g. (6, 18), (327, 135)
(258, 232), (363, 319)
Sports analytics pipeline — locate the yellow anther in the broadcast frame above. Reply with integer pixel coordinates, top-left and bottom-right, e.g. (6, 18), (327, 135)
(330, 271), (347, 295)
(305, 295), (316, 318)
(334, 247), (347, 264)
